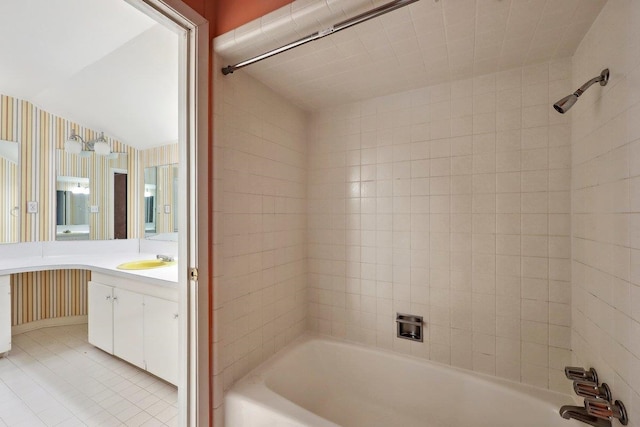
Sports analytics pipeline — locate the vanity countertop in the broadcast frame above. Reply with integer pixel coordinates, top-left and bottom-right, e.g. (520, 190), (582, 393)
(0, 241), (178, 287)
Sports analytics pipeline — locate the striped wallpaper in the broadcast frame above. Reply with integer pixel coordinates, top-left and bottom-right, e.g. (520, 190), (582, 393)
(10, 270), (90, 326)
(0, 94), (143, 241)
(0, 95), (179, 328)
(0, 156), (18, 242)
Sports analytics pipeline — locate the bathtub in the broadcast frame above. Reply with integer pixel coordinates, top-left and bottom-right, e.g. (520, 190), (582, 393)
(225, 335), (581, 427)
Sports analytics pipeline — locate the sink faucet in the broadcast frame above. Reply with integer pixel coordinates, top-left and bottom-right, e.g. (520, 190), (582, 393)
(559, 405), (611, 427)
(156, 254), (174, 262)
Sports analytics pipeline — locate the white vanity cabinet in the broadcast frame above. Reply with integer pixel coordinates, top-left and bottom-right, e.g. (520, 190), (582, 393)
(88, 273), (178, 385)
(113, 288), (145, 369)
(88, 281), (114, 353)
(144, 295), (179, 385)
(0, 275), (10, 355)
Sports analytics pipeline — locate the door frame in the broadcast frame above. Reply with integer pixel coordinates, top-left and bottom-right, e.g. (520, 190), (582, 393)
(108, 167), (128, 240)
(124, 1), (209, 425)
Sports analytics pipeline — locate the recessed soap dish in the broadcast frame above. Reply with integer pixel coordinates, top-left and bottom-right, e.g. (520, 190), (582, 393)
(396, 313), (424, 342)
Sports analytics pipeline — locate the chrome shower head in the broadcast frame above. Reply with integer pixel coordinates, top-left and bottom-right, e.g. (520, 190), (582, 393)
(553, 68), (609, 114)
(553, 94), (578, 114)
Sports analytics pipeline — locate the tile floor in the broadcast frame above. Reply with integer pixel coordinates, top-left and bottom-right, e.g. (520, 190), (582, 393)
(0, 324), (178, 426)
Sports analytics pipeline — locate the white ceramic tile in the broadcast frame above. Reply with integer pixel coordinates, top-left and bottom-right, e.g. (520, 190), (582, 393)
(214, 54), (308, 405)
(0, 325), (174, 427)
(214, 0), (605, 111)
(569, 1), (640, 420)
(305, 59), (571, 393)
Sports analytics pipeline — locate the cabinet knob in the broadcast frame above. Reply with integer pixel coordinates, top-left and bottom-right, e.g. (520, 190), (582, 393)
(173, 314), (179, 319)
(106, 296), (111, 300)
(113, 296), (118, 302)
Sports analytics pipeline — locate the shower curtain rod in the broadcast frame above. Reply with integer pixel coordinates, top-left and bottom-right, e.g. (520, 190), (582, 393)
(221, 0), (421, 75)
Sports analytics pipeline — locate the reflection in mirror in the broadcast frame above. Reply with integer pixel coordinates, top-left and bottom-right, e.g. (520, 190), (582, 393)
(0, 139), (19, 243)
(56, 176), (90, 241)
(56, 148), (129, 240)
(144, 167), (157, 235)
(144, 163), (178, 241)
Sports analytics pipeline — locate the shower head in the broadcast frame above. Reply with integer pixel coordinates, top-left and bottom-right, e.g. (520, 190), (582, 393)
(553, 68), (609, 114)
(553, 94), (579, 114)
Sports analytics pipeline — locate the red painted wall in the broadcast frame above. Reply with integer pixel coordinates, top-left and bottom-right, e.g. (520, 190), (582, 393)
(181, 0), (292, 38)
(180, 0), (214, 37)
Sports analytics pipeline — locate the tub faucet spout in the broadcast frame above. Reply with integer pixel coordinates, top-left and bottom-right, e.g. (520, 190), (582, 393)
(559, 405), (611, 427)
(156, 254), (174, 262)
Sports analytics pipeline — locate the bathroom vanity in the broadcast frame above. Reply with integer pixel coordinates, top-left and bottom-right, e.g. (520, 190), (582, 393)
(88, 272), (178, 385)
(0, 240), (179, 384)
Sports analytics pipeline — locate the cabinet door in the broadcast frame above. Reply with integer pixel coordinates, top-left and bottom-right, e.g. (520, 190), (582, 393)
(0, 276), (10, 354)
(113, 287), (144, 368)
(143, 295), (179, 385)
(88, 281), (113, 353)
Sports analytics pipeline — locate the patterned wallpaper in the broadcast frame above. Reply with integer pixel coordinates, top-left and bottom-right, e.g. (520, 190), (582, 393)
(1, 93), (180, 242)
(0, 94), (137, 241)
(0, 155), (18, 242)
(0, 94), (178, 327)
(10, 270), (90, 326)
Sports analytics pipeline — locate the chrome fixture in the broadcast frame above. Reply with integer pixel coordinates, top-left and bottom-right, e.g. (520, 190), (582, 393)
(585, 398), (628, 425)
(65, 128), (114, 158)
(156, 254), (175, 262)
(559, 405), (613, 427)
(222, 0), (421, 75)
(565, 366), (599, 383)
(396, 313), (423, 342)
(553, 68), (609, 113)
(560, 366), (629, 427)
(573, 381), (611, 401)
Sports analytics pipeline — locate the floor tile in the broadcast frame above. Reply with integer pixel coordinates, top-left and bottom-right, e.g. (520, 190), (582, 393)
(0, 325), (176, 427)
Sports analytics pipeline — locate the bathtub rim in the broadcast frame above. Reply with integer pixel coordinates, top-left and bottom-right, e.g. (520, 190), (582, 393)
(226, 332), (579, 424)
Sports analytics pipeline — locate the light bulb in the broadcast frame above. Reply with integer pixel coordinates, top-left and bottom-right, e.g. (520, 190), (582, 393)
(94, 141), (111, 156)
(65, 139), (82, 154)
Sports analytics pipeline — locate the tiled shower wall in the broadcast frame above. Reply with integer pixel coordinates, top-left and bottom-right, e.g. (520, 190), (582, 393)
(308, 59), (573, 392)
(212, 55), (308, 420)
(571, 0), (640, 424)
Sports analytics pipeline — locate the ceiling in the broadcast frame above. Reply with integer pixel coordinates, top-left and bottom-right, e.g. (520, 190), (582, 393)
(215, 0), (608, 111)
(0, 0), (179, 149)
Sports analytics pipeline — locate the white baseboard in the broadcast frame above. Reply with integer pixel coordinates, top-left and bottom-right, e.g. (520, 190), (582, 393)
(11, 315), (88, 335)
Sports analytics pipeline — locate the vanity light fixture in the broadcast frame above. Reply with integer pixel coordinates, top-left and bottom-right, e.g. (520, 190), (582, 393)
(65, 129), (112, 157)
(70, 183), (90, 195)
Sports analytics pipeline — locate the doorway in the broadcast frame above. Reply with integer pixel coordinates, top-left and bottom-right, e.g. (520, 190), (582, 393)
(126, 1), (211, 425)
(113, 172), (127, 239)
(7, 0), (208, 425)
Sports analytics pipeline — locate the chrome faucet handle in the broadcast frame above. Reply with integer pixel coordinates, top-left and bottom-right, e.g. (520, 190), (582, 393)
(156, 254), (174, 262)
(585, 398), (628, 425)
(565, 366), (598, 383)
(574, 381), (612, 401)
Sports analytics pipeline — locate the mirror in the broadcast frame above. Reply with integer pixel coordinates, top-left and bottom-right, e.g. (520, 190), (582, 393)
(56, 176), (90, 240)
(144, 167), (157, 235)
(56, 149), (129, 241)
(144, 163), (178, 241)
(0, 139), (19, 243)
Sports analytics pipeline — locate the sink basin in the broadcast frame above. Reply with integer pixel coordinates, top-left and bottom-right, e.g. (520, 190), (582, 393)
(116, 259), (176, 270)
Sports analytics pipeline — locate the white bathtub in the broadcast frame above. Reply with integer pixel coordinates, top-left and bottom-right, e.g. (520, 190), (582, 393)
(225, 336), (581, 427)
